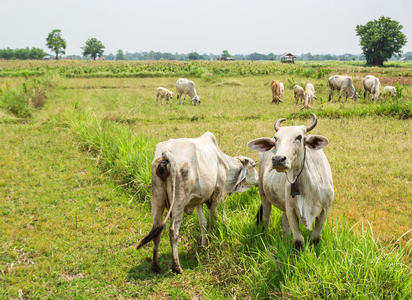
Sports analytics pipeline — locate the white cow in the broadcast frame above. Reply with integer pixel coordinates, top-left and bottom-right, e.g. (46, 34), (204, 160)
(176, 78), (200, 105)
(137, 132), (258, 274)
(383, 85), (396, 100)
(302, 83), (316, 109)
(156, 87), (174, 104)
(363, 75), (381, 102)
(328, 75), (360, 102)
(279, 82), (285, 99)
(294, 85), (305, 105)
(247, 114), (334, 249)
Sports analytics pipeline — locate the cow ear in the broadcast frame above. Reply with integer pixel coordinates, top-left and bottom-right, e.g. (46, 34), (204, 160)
(247, 138), (276, 152)
(305, 135), (328, 150)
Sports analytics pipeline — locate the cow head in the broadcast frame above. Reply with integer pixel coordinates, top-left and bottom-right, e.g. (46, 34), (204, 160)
(233, 156), (258, 192)
(247, 114), (328, 174)
(167, 91), (174, 100)
(191, 95), (200, 106)
(353, 92), (360, 100)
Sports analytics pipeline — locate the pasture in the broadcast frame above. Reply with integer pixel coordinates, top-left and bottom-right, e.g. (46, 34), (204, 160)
(0, 61), (411, 298)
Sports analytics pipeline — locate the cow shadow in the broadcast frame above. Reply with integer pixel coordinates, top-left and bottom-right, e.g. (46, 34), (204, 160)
(127, 242), (201, 281)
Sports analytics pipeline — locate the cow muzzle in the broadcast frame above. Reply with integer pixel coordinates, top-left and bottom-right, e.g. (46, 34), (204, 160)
(272, 155), (289, 171)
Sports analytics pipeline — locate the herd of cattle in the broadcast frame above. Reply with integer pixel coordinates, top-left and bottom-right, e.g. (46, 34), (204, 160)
(156, 75), (397, 108)
(137, 113), (334, 274)
(139, 73), (399, 274)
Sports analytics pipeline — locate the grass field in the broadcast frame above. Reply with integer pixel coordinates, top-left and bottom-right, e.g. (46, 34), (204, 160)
(0, 61), (411, 298)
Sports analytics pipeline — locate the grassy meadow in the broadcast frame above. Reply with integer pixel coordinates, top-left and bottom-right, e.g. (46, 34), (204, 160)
(0, 61), (411, 298)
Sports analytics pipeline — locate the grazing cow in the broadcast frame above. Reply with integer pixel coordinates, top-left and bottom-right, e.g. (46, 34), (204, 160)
(137, 132), (258, 274)
(328, 75), (360, 102)
(247, 114), (334, 249)
(176, 78), (200, 105)
(383, 85), (396, 100)
(156, 87), (174, 104)
(271, 80), (282, 104)
(294, 85), (305, 105)
(302, 83), (316, 109)
(363, 75), (381, 102)
(279, 82), (285, 99)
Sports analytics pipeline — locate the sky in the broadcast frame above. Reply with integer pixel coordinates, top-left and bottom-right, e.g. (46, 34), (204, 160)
(0, 0), (411, 56)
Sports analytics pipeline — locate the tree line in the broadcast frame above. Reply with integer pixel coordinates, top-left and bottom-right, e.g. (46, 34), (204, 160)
(0, 17), (408, 66)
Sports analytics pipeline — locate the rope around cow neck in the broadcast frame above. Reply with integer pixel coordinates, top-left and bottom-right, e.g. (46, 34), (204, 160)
(285, 145), (306, 185)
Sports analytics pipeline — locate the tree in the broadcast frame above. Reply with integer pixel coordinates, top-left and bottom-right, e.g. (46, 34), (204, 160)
(82, 38), (105, 60)
(221, 50), (231, 59)
(116, 49), (126, 60)
(46, 29), (66, 59)
(188, 51), (200, 60)
(356, 17), (407, 66)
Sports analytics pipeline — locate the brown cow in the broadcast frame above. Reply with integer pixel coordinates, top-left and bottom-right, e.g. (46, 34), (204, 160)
(271, 80), (282, 104)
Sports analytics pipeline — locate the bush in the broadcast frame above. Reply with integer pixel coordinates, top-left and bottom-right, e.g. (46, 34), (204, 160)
(0, 73), (57, 117)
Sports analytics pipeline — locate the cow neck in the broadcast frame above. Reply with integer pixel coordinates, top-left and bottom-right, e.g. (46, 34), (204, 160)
(285, 145), (306, 185)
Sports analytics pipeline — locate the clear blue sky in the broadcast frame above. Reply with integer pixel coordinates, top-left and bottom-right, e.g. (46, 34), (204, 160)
(1, 0), (410, 55)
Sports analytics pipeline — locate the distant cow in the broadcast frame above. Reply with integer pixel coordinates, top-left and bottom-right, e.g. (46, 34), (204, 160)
(279, 82), (285, 99)
(363, 75), (381, 102)
(156, 87), (174, 104)
(137, 132), (258, 274)
(328, 75), (360, 102)
(294, 85), (305, 105)
(302, 83), (316, 109)
(271, 80), (282, 104)
(383, 85), (396, 100)
(247, 114), (334, 250)
(176, 78), (200, 105)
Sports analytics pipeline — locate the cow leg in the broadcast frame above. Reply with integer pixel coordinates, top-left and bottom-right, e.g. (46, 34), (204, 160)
(328, 90), (333, 102)
(156, 94), (159, 104)
(196, 204), (208, 247)
(182, 93), (186, 104)
(208, 190), (223, 229)
(151, 202), (165, 273)
(285, 198), (304, 250)
(169, 209), (184, 274)
(310, 209), (328, 245)
(261, 196), (272, 227)
(338, 89), (343, 102)
(281, 212), (291, 237)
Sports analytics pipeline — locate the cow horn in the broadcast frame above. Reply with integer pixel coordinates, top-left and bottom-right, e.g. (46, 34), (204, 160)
(306, 113), (318, 132)
(274, 118), (286, 131)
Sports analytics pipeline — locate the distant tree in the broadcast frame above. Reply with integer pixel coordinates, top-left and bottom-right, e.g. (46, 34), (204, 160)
(82, 38), (105, 60)
(46, 29), (66, 59)
(116, 49), (126, 60)
(221, 50), (231, 59)
(188, 52), (200, 60)
(356, 17), (407, 66)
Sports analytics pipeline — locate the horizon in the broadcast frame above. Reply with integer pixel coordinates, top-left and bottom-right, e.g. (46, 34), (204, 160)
(1, 0), (410, 56)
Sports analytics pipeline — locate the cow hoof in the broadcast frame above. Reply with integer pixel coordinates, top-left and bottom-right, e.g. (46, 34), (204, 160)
(151, 263), (161, 273)
(172, 266), (183, 274)
(294, 240), (304, 251)
(311, 237), (320, 246)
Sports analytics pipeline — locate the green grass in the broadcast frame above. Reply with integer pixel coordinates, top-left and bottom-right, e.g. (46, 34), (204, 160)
(1, 61), (411, 298)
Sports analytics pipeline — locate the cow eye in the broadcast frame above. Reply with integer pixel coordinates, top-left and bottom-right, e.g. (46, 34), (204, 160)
(296, 135), (302, 141)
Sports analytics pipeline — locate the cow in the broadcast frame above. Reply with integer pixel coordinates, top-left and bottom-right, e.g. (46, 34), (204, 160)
(156, 87), (174, 104)
(383, 85), (396, 100)
(137, 132), (258, 274)
(294, 85), (305, 105)
(247, 114), (334, 250)
(280, 82), (285, 99)
(302, 83), (316, 109)
(176, 78), (200, 105)
(271, 80), (283, 104)
(363, 75), (381, 102)
(328, 75), (360, 102)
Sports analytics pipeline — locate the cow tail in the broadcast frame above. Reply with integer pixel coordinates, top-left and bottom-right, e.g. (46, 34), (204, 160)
(256, 204), (263, 225)
(137, 151), (177, 249)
